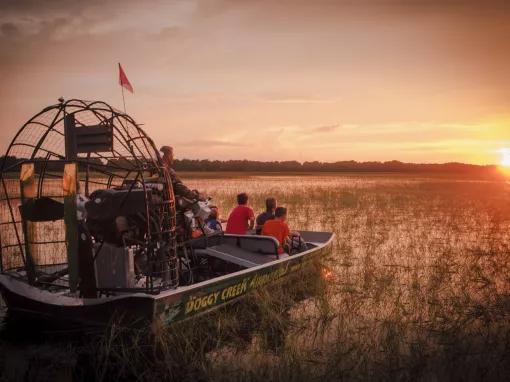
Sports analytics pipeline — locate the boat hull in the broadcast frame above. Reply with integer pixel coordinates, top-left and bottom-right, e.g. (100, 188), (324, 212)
(0, 232), (334, 327)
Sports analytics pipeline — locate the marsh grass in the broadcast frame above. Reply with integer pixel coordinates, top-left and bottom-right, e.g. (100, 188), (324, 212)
(179, 173), (510, 381)
(75, 261), (329, 382)
(0, 173), (509, 381)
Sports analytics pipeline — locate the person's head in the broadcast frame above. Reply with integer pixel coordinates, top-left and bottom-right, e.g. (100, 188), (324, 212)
(237, 192), (249, 205)
(209, 206), (219, 220)
(160, 146), (174, 162)
(274, 206), (287, 221)
(265, 197), (277, 212)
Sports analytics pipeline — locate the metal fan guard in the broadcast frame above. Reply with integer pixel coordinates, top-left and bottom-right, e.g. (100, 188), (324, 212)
(0, 99), (177, 292)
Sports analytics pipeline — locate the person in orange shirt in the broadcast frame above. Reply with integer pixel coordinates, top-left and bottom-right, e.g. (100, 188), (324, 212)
(261, 207), (290, 254)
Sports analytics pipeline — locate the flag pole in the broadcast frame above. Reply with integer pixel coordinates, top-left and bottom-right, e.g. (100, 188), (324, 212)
(121, 84), (126, 114)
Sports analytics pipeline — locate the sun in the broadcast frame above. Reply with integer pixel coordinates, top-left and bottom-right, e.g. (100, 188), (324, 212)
(500, 148), (510, 167)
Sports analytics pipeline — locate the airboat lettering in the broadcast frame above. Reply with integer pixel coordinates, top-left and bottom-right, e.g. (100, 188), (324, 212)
(184, 277), (251, 315)
(249, 264), (289, 289)
(220, 278), (248, 301)
(185, 291), (221, 314)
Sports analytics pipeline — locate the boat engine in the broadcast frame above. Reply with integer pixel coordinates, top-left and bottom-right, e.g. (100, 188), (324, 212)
(85, 182), (173, 289)
(86, 185), (160, 246)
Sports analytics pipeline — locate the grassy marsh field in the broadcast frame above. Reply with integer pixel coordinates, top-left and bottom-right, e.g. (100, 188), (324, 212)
(1, 172), (509, 381)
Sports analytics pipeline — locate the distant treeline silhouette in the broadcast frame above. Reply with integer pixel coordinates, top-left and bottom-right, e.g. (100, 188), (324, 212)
(0, 155), (501, 177)
(172, 159), (499, 176)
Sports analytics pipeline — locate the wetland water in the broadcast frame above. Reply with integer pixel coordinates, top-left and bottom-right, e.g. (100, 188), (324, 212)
(0, 173), (509, 381)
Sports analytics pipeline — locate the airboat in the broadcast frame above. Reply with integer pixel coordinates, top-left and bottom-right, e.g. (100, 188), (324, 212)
(0, 99), (333, 326)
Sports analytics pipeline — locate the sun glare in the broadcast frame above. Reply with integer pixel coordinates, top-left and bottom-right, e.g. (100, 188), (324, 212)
(500, 149), (510, 167)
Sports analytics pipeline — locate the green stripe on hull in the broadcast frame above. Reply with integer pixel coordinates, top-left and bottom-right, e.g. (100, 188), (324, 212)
(155, 243), (331, 324)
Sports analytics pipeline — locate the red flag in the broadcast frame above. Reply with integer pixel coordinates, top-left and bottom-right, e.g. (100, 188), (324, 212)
(118, 63), (134, 94)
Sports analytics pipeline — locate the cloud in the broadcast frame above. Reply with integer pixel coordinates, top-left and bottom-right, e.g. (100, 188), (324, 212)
(0, 22), (19, 38)
(177, 139), (249, 148)
(154, 26), (182, 41)
(310, 124), (340, 133)
(259, 96), (341, 104)
(0, 0), (194, 41)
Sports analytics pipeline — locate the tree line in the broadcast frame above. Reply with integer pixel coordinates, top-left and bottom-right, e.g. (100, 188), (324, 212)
(0, 155), (501, 177)
(173, 158), (499, 176)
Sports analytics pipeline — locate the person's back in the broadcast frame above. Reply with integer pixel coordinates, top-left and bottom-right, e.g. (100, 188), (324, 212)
(160, 145), (199, 201)
(225, 193), (255, 235)
(255, 197), (277, 235)
(261, 207), (290, 254)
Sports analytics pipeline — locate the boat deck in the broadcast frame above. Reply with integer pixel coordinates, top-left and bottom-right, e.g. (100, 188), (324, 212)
(192, 231), (332, 269)
(197, 244), (289, 268)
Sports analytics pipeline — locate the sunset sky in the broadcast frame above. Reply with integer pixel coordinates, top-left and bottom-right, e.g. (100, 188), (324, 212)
(0, 0), (509, 164)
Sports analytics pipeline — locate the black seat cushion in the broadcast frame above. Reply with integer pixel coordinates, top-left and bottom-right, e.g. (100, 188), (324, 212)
(19, 197), (64, 222)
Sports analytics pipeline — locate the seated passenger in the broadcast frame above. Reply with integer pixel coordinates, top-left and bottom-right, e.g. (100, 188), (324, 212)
(255, 197), (277, 235)
(261, 207), (290, 254)
(206, 205), (223, 232)
(225, 193), (255, 235)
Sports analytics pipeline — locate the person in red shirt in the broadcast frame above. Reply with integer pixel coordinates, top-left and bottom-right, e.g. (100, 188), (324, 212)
(261, 207), (290, 254)
(225, 193), (255, 234)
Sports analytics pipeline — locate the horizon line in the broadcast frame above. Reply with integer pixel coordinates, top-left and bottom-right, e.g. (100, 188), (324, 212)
(174, 158), (499, 167)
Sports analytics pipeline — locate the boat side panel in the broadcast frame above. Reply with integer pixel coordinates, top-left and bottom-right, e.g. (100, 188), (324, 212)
(154, 240), (332, 324)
